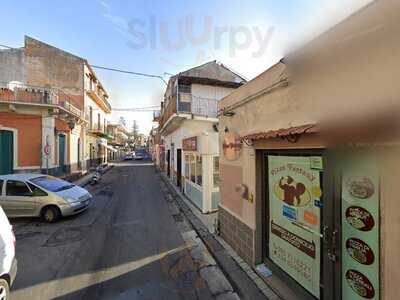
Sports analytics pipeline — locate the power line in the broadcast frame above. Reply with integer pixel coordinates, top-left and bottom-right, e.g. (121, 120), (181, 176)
(0, 44), (14, 49)
(90, 65), (168, 85)
(0, 43), (169, 85)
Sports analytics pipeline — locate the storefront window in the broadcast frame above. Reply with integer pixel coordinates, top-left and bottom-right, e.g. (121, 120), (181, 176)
(196, 156), (202, 186)
(184, 155), (190, 179)
(190, 154), (196, 183)
(213, 156), (219, 188)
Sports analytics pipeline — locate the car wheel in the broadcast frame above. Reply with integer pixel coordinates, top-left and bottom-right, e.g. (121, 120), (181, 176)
(42, 206), (60, 223)
(0, 278), (10, 300)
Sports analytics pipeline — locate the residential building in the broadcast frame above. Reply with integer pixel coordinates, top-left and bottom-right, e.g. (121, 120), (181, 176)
(217, 1), (399, 300)
(158, 61), (246, 213)
(107, 122), (129, 160)
(0, 36), (85, 175)
(83, 63), (113, 168)
(0, 36), (112, 175)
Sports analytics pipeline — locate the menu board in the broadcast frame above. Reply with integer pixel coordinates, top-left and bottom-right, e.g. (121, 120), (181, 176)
(268, 156), (322, 298)
(342, 163), (380, 300)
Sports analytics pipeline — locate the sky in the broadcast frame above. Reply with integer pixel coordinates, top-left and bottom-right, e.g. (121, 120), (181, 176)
(0, 0), (372, 134)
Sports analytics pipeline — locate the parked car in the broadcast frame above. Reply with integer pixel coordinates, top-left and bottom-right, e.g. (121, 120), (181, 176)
(124, 153), (134, 160)
(134, 150), (145, 160)
(0, 205), (17, 299)
(0, 174), (92, 223)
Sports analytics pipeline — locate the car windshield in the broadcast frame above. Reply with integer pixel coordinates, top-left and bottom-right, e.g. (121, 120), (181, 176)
(31, 176), (75, 192)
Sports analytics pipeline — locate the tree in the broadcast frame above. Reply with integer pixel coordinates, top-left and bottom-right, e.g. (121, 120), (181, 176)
(132, 120), (139, 137)
(119, 116), (126, 127)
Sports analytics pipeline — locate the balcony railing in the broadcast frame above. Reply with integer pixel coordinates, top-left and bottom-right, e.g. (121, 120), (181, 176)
(0, 82), (83, 118)
(85, 81), (112, 113)
(159, 93), (218, 129)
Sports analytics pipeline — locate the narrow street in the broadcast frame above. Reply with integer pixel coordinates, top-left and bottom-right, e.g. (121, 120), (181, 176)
(10, 161), (215, 300)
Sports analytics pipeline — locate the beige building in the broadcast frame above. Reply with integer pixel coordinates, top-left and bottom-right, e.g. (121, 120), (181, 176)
(218, 1), (400, 300)
(158, 61), (246, 213)
(83, 63), (113, 168)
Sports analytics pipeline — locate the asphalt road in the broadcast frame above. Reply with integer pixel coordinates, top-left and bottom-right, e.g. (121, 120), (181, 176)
(10, 161), (213, 300)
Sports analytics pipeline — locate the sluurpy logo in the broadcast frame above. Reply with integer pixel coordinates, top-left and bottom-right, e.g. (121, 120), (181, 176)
(99, 1), (275, 60)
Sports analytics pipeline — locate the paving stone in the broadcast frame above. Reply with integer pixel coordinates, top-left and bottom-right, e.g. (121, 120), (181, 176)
(202, 234), (225, 252)
(200, 266), (233, 296)
(228, 268), (267, 300)
(216, 292), (241, 300)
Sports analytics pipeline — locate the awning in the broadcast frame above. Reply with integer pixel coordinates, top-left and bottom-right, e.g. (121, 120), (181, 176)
(98, 140), (118, 152)
(241, 124), (317, 141)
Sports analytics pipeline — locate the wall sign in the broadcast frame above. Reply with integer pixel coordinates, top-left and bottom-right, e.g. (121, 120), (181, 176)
(268, 156), (322, 298)
(223, 132), (241, 161)
(182, 136), (197, 151)
(342, 161), (379, 300)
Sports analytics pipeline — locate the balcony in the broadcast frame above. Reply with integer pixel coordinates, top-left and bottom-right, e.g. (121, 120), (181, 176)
(159, 92), (218, 133)
(0, 82), (83, 119)
(85, 81), (112, 113)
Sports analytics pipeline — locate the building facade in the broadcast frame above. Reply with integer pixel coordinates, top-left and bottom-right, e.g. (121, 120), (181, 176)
(217, 2), (399, 300)
(83, 63), (113, 168)
(107, 122), (129, 161)
(158, 61), (246, 213)
(0, 36), (112, 175)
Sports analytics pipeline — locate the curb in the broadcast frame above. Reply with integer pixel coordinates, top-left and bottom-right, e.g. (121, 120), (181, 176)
(75, 165), (114, 187)
(160, 175), (270, 300)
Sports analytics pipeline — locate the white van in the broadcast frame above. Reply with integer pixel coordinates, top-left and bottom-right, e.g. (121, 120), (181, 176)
(0, 206), (17, 299)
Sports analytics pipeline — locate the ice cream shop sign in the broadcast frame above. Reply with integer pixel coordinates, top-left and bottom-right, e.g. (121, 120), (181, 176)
(223, 132), (242, 161)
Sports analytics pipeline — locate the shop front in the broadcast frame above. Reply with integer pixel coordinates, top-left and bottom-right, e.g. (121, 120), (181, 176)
(219, 125), (383, 300)
(182, 136), (220, 213)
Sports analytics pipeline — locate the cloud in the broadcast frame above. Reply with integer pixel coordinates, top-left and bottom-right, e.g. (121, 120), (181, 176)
(99, 0), (110, 10)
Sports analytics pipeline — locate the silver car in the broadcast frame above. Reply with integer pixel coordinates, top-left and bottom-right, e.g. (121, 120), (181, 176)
(0, 174), (92, 223)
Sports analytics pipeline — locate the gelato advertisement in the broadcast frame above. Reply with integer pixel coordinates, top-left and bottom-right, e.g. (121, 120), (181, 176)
(268, 155), (322, 298)
(342, 164), (380, 300)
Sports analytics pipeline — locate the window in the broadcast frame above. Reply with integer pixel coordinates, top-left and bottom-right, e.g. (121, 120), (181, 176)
(190, 154), (196, 183)
(89, 107), (93, 129)
(6, 181), (31, 196)
(196, 156), (202, 186)
(98, 113), (101, 130)
(178, 84), (191, 94)
(104, 118), (107, 133)
(184, 155), (190, 179)
(0, 180), (3, 195)
(31, 176), (74, 192)
(27, 183), (48, 197)
(213, 156), (220, 188)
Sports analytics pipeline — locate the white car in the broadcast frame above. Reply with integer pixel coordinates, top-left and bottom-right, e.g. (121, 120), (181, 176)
(0, 206), (17, 300)
(0, 174), (92, 223)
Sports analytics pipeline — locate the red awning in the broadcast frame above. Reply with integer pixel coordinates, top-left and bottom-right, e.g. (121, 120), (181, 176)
(241, 124), (317, 141)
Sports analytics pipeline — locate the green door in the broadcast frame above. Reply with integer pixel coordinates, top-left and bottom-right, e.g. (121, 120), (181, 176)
(0, 130), (14, 175)
(59, 134), (66, 173)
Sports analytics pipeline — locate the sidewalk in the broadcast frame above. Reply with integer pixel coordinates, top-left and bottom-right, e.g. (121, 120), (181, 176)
(161, 174), (280, 300)
(73, 164), (114, 187)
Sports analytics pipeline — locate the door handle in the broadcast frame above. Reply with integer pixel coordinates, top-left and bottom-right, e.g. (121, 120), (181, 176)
(322, 225), (330, 244)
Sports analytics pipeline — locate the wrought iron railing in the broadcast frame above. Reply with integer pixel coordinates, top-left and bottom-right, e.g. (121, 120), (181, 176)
(0, 82), (83, 118)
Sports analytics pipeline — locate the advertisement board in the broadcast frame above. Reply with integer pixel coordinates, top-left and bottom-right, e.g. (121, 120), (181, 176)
(268, 155), (322, 298)
(342, 162), (380, 300)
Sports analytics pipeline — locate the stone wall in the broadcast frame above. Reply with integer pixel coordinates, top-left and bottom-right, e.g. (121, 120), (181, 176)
(24, 36), (84, 109)
(0, 48), (25, 84)
(219, 205), (254, 265)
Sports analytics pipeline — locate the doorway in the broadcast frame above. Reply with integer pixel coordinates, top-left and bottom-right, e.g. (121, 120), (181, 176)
(262, 150), (336, 300)
(177, 149), (182, 187)
(58, 134), (66, 173)
(167, 150), (170, 177)
(0, 130), (14, 175)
